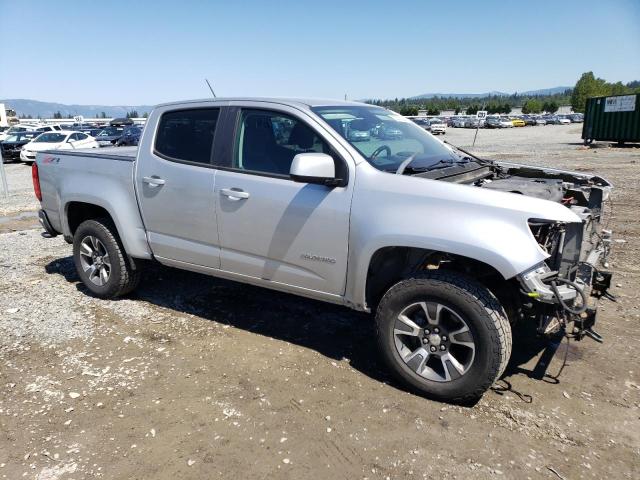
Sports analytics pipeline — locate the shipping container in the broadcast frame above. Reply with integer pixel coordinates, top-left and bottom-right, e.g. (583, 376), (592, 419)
(582, 93), (640, 145)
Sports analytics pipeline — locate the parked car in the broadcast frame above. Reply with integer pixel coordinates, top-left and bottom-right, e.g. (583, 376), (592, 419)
(557, 115), (571, 125)
(429, 118), (446, 135)
(451, 117), (467, 128)
(20, 131), (98, 163)
(110, 117), (134, 126)
(521, 116), (537, 126)
(0, 131), (40, 161)
(346, 119), (372, 142)
(543, 116), (561, 125)
(569, 113), (584, 123)
(115, 126), (144, 146)
(411, 118), (431, 132)
(0, 124), (39, 141)
(510, 117), (526, 127)
(377, 123), (403, 139)
(88, 128), (104, 137)
(35, 124), (64, 132)
(534, 117), (547, 125)
(94, 126), (126, 146)
(464, 118), (480, 128)
(484, 117), (501, 129)
(33, 98), (613, 404)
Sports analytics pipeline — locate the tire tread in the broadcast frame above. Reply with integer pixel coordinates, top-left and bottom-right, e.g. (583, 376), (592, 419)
(375, 271), (512, 404)
(74, 217), (141, 298)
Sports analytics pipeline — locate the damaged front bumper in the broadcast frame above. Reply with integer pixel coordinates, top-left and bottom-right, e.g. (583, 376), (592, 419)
(518, 223), (613, 342)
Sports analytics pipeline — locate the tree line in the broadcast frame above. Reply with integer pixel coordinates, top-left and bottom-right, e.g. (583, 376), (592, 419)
(369, 72), (639, 115)
(50, 110), (149, 119)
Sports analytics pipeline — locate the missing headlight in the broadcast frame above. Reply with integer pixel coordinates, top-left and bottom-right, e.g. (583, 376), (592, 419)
(528, 219), (565, 270)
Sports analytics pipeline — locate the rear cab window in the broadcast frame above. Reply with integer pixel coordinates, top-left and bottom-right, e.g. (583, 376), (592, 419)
(154, 108), (220, 165)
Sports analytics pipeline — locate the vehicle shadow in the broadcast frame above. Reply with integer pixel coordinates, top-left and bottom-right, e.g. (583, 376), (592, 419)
(45, 256), (560, 404)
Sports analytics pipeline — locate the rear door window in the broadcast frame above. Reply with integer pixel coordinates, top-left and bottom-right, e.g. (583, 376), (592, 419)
(154, 108), (220, 165)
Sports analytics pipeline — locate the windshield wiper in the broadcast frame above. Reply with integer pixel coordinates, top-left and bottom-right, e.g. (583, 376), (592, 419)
(396, 156), (473, 175)
(443, 141), (493, 165)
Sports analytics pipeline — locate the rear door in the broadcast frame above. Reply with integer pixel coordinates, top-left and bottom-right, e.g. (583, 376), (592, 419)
(135, 106), (222, 268)
(213, 103), (354, 295)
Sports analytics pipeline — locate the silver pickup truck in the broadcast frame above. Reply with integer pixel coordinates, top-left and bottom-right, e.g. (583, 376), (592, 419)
(33, 98), (613, 403)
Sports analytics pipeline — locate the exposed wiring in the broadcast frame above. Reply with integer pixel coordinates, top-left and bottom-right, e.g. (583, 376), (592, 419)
(549, 278), (588, 315)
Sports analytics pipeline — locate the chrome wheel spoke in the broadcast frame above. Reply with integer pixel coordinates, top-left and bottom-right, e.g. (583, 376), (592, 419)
(102, 253), (111, 267)
(449, 325), (475, 349)
(395, 314), (422, 337)
(442, 352), (466, 376)
(80, 241), (93, 257)
(420, 302), (442, 325)
(99, 266), (109, 284)
(404, 347), (430, 374)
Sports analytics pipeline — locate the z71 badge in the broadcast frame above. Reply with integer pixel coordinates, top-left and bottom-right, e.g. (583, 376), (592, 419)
(42, 155), (60, 164)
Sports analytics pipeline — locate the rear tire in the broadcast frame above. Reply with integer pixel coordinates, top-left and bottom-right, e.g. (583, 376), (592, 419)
(73, 217), (141, 298)
(375, 271), (511, 404)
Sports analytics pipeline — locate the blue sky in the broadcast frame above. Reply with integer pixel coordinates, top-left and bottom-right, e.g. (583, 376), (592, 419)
(1, 0), (639, 105)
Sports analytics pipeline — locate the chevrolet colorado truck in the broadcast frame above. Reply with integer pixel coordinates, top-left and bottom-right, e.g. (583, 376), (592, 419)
(33, 98), (613, 403)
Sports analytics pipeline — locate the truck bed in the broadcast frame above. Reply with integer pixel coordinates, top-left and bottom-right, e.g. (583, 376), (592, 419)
(36, 146), (151, 259)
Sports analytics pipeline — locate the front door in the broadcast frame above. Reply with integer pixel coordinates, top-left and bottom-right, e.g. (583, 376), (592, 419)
(136, 106), (222, 268)
(215, 107), (352, 295)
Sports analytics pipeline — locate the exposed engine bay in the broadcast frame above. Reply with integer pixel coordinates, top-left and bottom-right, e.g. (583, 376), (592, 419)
(410, 149), (614, 346)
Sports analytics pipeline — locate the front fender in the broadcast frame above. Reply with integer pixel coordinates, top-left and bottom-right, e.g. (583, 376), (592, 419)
(345, 162), (581, 310)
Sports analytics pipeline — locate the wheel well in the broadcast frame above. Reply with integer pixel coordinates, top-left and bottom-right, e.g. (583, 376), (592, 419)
(66, 202), (113, 236)
(365, 247), (517, 315)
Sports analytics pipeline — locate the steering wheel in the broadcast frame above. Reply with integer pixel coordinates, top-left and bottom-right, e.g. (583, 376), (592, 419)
(370, 145), (391, 160)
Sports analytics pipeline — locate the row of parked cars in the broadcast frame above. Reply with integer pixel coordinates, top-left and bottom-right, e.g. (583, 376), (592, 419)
(449, 113), (584, 129)
(0, 121), (144, 163)
(407, 113), (584, 132)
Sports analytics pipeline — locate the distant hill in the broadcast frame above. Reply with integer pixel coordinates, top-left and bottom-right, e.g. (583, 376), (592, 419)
(411, 91), (508, 99)
(411, 86), (572, 100)
(519, 86), (572, 96)
(0, 99), (154, 118)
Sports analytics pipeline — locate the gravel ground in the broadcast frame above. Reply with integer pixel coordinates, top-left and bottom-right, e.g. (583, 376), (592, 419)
(0, 160), (39, 216)
(0, 126), (639, 480)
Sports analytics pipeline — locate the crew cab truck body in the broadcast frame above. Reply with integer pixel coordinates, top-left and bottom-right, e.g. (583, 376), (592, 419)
(34, 98), (613, 403)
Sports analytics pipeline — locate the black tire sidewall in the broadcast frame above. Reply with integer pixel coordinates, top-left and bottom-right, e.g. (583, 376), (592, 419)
(377, 275), (502, 401)
(73, 220), (124, 298)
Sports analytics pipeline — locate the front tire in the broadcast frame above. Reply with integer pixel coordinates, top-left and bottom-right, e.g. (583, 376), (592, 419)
(73, 218), (141, 298)
(375, 271), (511, 404)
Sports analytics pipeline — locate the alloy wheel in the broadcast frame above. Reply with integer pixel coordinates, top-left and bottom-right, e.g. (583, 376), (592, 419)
(78, 235), (111, 286)
(393, 301), (476, 382)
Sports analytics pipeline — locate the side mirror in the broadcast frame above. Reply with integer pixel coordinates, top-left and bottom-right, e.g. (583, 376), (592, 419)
(290, 153), (340, 186)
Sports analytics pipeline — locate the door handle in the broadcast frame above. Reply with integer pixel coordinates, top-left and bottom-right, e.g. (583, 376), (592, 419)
(142, 176), (166, 187)
(220, 188), (250, 200)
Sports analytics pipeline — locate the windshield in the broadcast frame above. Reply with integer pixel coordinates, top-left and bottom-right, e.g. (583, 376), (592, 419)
(7, 126), (28, 134)
(97, 127), (124, 137)
(5, 133), (35, 142)
(312, 105), (461, 172)
(34, 133), (67, 143)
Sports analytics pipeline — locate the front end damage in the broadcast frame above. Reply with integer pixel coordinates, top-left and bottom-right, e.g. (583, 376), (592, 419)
(507, 163), (614, 344)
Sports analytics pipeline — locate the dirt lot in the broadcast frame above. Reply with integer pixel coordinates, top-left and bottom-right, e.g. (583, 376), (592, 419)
(1, 125), (639, 480)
